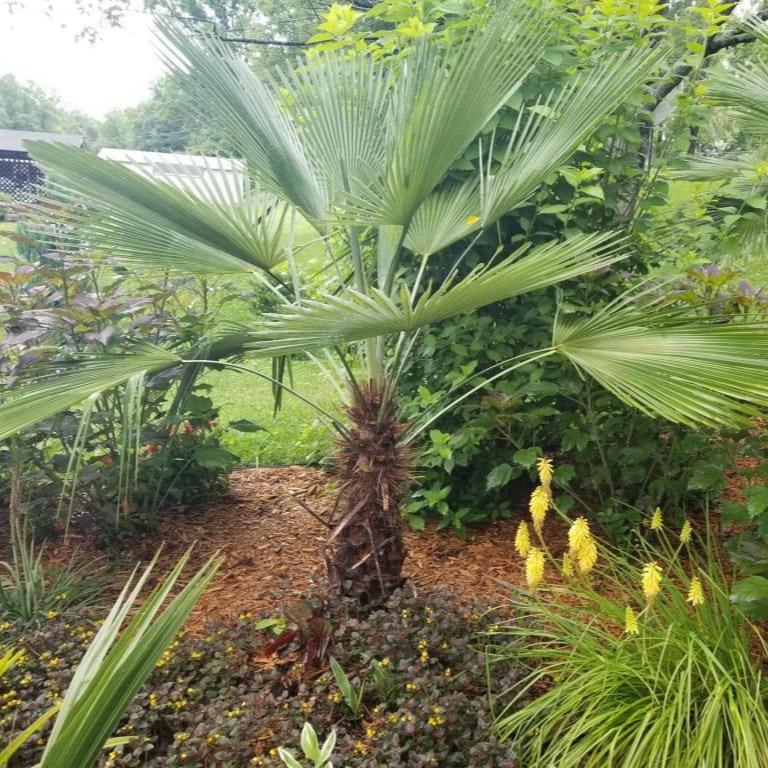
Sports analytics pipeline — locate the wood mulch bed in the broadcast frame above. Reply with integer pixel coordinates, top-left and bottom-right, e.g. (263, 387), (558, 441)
(46, 457), (749, 634)
(48, 466), (570, 631)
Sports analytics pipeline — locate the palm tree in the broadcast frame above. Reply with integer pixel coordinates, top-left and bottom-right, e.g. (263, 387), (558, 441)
(4, 6), (768, 606)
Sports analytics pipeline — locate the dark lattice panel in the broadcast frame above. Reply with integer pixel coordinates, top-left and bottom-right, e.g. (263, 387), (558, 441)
(0, 155), (42, 202)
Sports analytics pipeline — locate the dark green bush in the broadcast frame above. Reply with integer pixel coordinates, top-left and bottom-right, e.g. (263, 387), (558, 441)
(0, 589), (522, 768)
(400, 269), (737, 540)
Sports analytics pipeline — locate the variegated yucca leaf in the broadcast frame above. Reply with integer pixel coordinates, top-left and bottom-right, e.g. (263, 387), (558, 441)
(39, 549), (220, 768)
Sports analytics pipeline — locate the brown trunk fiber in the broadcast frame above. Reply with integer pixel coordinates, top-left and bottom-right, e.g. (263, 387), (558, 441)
(326, 383), (412, 607)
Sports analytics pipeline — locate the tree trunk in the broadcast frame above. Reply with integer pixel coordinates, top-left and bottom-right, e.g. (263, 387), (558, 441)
(325, 382), (412, 607)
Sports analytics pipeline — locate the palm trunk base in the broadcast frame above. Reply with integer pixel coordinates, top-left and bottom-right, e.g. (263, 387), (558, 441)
(325, 383), (411, 607)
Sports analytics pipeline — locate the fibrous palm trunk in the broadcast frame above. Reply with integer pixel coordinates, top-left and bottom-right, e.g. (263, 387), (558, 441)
(326, 383), (412, 607)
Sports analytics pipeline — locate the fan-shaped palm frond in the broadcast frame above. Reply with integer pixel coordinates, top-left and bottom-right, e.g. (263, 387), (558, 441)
(553, 289), (768, 427)
(353, 2), (549, 227)
(162, 5), (550, 233)
(404, 177), (482, 256)
(285, 52), (390, 209)
(158, 21), (327, 223)
(709, 21), (768, 137)
(27, 142), (289, 274)
(0, 346), (180, 441)
(673, 155), (756, 183)
(673, 149), (768, 257)
(404, 45), (664, 254)
(245, 233), (627, 356)
(480, 45), (663, 226)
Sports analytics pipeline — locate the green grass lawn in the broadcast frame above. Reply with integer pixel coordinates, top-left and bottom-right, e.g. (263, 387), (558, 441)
(207, 359), (338, 466)
(203, 219), (339, 465)
(0, 220), (16, 257)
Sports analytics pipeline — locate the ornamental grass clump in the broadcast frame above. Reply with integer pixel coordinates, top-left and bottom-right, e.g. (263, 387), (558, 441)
(495, 512), (768, 768)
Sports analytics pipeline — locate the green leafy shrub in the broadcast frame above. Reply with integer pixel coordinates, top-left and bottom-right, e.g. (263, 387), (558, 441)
(1, 589), (522, 767)
(401, 272), (736, 538)
(0, 248), (239, 531)
(493, 518), (768, 767)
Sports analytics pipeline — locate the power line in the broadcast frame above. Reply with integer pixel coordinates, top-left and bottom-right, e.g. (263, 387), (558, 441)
(214, 35), (308, 47)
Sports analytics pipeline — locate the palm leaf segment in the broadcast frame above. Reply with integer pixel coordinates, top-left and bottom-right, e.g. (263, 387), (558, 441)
(27, 14), (664, 281)
(0, 346), (180, 442)
(554, 290), (768, 427)
(708, 18), (768, 138)
(405, 46), (664, 255)
(159, 4), (552, 230)
(241, 233), (628, 355)
(10, 16), (768, 440)
(28, 142), (289, 274)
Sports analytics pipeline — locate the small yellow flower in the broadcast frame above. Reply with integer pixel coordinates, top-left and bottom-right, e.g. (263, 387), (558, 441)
(650, 507), (663, 531)
(465, 214), (480, 225)
(641, 561), (663, 602)
(624, 606), (639, 635)
(529, 486), (550, 534)
(680, 519), (693, 545)
(525, 547), (545, 588)
(577, 536), (598, 575)
(514, 521), (531, 558)
(568, 517), (591, 555)
(536, 456), (554, 490)
(687, 576), (705, 607)
(562, 552), (574, 578)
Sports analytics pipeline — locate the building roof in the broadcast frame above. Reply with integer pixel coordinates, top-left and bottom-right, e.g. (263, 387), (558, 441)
(98, 147), (247, 204)
(0, 128), (84, 153)
(98, 147), (244, 171)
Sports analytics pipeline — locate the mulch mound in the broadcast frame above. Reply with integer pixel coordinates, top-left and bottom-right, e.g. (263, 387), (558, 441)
(53, 467), (570, 631)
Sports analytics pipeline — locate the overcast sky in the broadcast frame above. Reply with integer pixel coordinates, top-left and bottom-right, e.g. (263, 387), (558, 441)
(0, 1), (164, 118)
